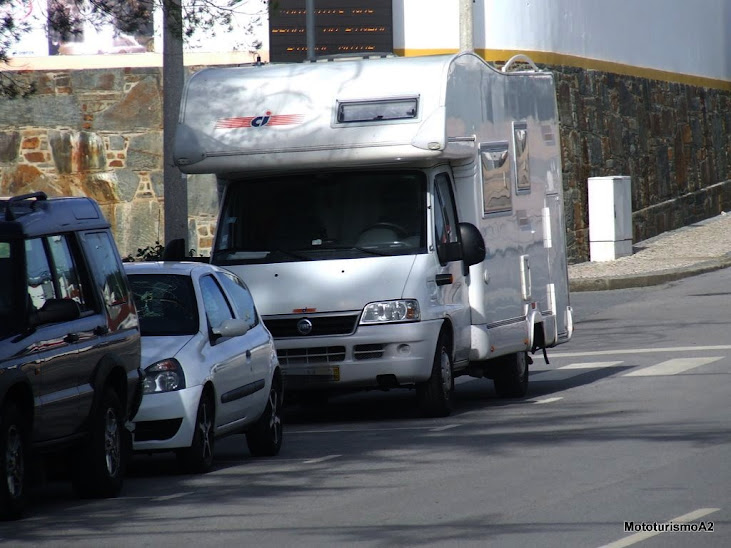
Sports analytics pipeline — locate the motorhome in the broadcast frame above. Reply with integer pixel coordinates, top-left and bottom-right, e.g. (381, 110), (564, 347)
(173, 52), (573, 416)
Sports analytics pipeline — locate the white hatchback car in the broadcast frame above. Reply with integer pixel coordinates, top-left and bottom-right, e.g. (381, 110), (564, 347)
(124, 261), (283, 473)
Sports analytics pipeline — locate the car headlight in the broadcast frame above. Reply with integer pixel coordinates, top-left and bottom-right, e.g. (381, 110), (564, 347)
(360, 299), (420, 324)
(143, 358), (186, 394)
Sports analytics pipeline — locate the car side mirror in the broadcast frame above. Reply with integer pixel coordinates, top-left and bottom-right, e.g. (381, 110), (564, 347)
(211, 318), (251, 341)
(459, 222), (486, 274)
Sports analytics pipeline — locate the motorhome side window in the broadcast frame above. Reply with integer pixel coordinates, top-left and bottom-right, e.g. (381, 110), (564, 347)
(480, 143), (512, 215)
(513, 123), (531, 192)
(434, 173), (460, 265)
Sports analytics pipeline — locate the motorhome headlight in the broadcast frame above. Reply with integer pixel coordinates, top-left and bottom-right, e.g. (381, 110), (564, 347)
(360, 299), (420, 324)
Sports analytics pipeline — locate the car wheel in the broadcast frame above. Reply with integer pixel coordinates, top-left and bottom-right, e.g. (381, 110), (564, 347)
(493, 351), (530, 398)
(417, 332), (454, 418)
(0, 402), (28, 521)
(177, 390), (215, 474)
(246, 378), (283, 457)
(72, 388), (127, 499)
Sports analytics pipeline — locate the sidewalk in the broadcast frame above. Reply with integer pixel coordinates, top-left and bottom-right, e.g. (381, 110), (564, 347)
(568, 211), (731, 292)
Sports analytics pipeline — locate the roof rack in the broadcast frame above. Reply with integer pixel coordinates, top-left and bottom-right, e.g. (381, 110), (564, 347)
(310, 52), (397, 63)
(4, 191), (47, 221)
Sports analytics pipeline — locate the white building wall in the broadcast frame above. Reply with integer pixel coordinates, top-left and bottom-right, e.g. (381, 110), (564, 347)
(395, 0), (730, 86)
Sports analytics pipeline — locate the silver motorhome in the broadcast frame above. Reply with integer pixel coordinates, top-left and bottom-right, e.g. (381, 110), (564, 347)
(173, 52), (573, 416)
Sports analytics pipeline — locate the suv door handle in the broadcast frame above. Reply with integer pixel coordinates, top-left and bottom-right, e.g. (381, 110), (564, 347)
(93, 325), (109, 336)
(64, 333), (80, 343)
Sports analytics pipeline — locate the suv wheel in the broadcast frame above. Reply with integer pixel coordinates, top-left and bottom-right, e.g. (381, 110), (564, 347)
(0, 402), (28, 521)
(72, 388), (127, 499)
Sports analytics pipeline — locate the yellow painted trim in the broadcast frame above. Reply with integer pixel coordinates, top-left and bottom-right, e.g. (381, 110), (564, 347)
(395, 48), (731, 91)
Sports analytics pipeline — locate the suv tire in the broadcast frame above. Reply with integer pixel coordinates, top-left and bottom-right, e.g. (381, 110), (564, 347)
(72, 388), (127, 499)
(0, 402), (28, 521)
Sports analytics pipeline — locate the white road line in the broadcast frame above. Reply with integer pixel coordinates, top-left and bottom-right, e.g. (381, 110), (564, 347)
(429, 424), (459, 432)
(532, 361), (623, 382)
(597, 507), (720, 548)
(550, 345), (731, 358)
(533, 397), (563, 404)
(303, 455), (341, 464)
(558, 361), (624, 370)
(624, 357), (723, 376)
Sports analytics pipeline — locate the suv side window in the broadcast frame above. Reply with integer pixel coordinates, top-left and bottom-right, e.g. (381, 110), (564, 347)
(82, 231), (129, 308)
(47, 234), (92, 313)
(434, 172), (461, 265)
(25, 238), (55, 310)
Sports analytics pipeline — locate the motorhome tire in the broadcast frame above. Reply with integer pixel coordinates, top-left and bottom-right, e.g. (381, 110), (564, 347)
(177, 389), (215, 474)
(417, 333), (454, 417)
(72, 387), (126, 498)
(493, 351), (529, 398)
(0, 402), (28, 521)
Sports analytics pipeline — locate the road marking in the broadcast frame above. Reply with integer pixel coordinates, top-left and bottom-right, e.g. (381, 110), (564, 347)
(550, 345), (731, 358)
(303, 455), (341, 464)
(152, 492), (191, 502)
(532, 361), (623, 382)
(597, 507), (720, 548)
(429, 424), (459, 432)
(533, 397), (563, 404)
(624, 357), (723, 376)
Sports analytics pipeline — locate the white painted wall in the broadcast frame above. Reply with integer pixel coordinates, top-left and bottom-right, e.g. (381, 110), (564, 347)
(395, 0), (731, 82)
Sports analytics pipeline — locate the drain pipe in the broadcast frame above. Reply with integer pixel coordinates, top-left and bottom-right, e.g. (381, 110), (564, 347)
(306, 0), (316, 61)
(459, 0), (474, 52)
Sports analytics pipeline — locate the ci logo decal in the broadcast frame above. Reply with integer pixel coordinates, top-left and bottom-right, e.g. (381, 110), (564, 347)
(215, 111), (304, 129)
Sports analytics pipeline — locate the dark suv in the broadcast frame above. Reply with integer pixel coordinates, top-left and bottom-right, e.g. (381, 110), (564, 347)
(0, 192), (142, 520)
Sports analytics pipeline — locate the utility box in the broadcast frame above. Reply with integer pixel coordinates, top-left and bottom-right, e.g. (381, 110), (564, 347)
(588, 176), (633, 261)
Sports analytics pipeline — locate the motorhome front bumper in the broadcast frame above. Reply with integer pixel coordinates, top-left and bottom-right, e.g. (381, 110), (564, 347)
(271, 319), (444, 391)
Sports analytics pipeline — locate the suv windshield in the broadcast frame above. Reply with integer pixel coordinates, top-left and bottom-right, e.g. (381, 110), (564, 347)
(212, 170), (427, 264)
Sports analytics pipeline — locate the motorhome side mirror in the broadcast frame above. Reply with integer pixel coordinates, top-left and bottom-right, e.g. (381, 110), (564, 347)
(459, 222), (486, 268)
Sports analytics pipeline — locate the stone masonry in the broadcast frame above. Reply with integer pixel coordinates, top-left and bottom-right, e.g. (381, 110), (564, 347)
(0, 64), (729, 262)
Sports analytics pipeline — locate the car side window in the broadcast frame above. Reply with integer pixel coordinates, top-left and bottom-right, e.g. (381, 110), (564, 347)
(199, 274), (234, 329)
(218, 271), (259, 329)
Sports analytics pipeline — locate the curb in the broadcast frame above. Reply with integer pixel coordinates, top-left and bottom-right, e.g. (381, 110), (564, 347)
(569, 254), (731, 292)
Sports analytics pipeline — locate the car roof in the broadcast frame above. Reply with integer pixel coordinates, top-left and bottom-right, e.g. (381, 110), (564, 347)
(124, 261), (226, 277)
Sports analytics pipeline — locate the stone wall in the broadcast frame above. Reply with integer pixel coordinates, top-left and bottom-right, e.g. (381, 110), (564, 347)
(1, 64), (729, 262)
(552, 66), (730, 261)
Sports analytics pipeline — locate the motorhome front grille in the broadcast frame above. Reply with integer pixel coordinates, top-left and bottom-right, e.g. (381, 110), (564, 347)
(354, 344), (385, 360)
(264, 315), (359, 338)
(277, 346), (346, 365)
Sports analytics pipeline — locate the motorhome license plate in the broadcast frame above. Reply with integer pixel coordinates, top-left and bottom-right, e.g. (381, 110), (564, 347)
(304, 366), (340, 381)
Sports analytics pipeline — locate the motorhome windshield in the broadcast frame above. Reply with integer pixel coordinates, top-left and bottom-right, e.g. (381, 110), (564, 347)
(213, 171), (427, 265)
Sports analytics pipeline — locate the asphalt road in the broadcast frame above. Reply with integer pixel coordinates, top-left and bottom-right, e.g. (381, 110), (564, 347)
(3, 268), (729, 547)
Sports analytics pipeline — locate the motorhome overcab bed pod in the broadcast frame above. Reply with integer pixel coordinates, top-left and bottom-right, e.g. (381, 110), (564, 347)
(173, 52), (573, 417)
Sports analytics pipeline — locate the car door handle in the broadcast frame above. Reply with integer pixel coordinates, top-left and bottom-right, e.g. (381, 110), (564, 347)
(93, 325), (109, 336)
(246, 350), (252, 359)
(64, 333), (80, 343)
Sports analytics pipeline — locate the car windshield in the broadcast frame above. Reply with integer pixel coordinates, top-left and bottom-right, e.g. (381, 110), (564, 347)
(128, 273), (199, 336)
(212, 170), (427, 264)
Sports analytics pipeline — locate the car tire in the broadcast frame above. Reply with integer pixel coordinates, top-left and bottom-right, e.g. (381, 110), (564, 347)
(0, 402), (28, 521)
(493, 351), (530, 398)
(246, 378), (283, 457)
(417, 332), (454, 418)
(177, 390), (215, 474)
(72, 387), (127, 499)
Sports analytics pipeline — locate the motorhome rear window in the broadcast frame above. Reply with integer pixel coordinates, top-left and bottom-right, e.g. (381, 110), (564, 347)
(336, 98), (418, 123)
